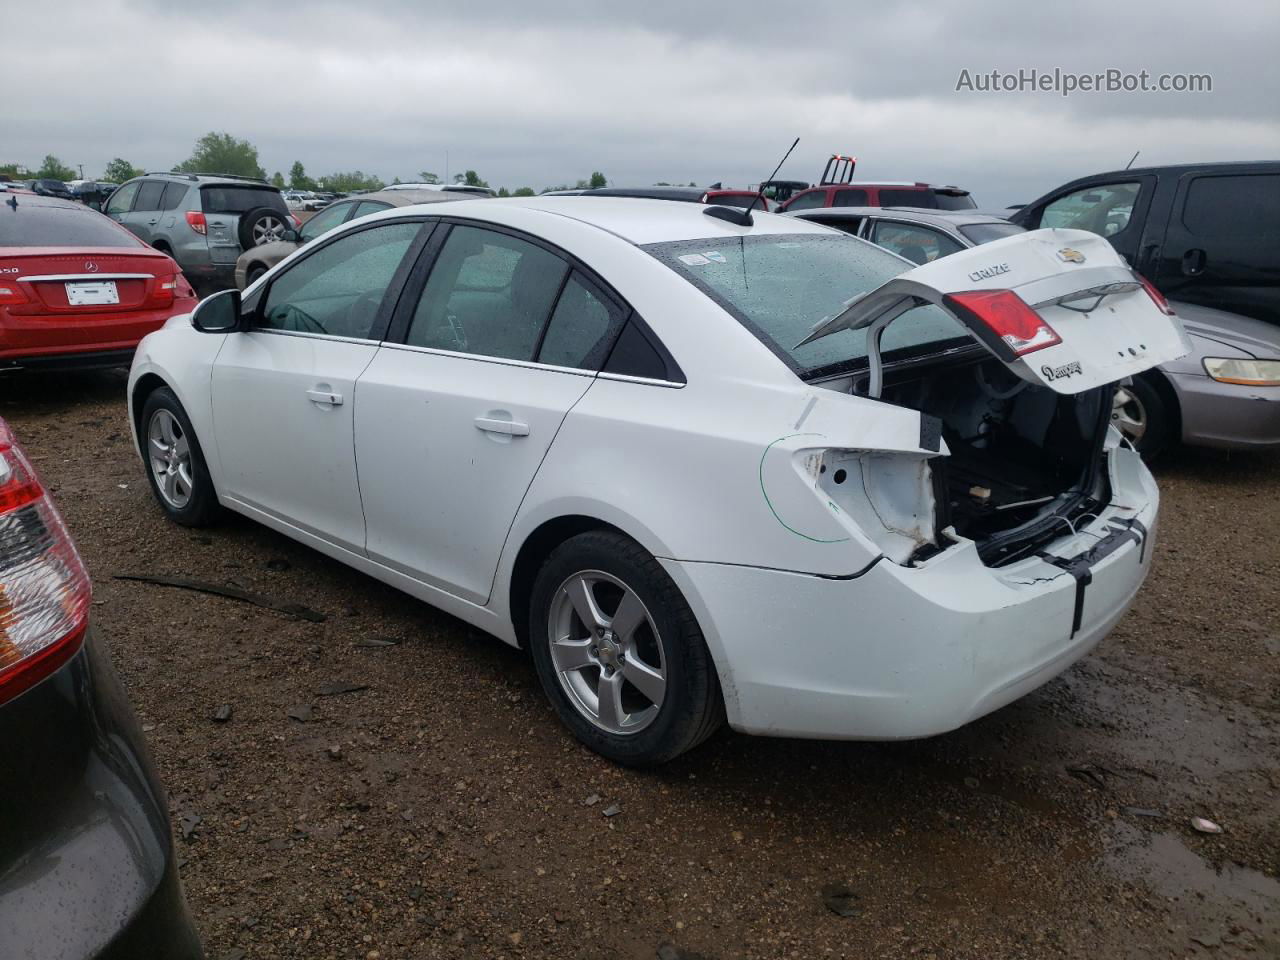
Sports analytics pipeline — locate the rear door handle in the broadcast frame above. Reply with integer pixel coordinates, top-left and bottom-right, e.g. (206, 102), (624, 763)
(306, 388), (343, 406)
(474, 416), (529, 436)
(1181, 248), (1207, 277)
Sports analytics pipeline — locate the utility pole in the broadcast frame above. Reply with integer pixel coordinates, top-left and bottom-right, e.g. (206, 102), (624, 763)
(444, 150), (449, 185)
(78, 163), (84, 178)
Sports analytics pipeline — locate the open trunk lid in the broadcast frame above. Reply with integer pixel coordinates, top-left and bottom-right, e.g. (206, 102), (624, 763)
(798, 228), (1191, 395)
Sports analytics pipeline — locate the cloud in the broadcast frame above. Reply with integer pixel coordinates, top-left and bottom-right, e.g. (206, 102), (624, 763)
(4, 0), (1276, 205)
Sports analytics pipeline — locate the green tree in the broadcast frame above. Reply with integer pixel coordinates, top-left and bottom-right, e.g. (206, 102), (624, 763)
(174, 132), (265, 179)
(453, 169), (489, 188)
(497, 187), (511, 197)
(37, 155), (77, 181)
(512, 187), (536, 197)
(102, 158), (142, 183)
(392, 176), (403, 185)
(270, 171), (286, 188)
(317, 171), (385, 193)
(417, 171), (440, 184)
(588, 171), (607, 189)
(0, 162), (29, 178)
(289, 161), (315, 190)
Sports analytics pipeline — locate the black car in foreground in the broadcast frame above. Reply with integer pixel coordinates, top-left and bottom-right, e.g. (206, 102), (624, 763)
(0, 418), (201, 958)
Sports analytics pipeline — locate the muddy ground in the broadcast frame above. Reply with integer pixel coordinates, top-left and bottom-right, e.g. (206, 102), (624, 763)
(5, 370), (1278, 960)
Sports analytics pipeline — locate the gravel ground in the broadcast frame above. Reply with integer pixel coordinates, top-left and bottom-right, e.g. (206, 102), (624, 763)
(4, 370), (1278, 960)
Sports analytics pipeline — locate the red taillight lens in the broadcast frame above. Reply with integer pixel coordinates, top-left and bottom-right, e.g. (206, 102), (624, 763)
(943, 289), (1062, 359)
(185, 211), (207, 235)
(0, 418), (92, 705)
(1135, 273), (1175, 316)
(290, 214), (301, 229)
(0, 282), (29, 305)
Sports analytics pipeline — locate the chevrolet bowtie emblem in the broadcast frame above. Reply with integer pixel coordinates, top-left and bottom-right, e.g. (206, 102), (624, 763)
(1056, 247), (1086, 264)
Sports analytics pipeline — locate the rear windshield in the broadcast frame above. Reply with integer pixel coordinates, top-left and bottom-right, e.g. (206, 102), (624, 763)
(645, 233), (966, 379)
(933, 191), (977, 210)
(0, 201), (144, 248)
(707, 194), (760, 209)
(199, 185), (288, 215)
(958, 221), (1024, 244)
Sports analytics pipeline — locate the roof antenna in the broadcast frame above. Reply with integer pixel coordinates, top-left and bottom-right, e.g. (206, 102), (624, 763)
(703, 136), (799, 228)
(1124, 150), (1140, 170)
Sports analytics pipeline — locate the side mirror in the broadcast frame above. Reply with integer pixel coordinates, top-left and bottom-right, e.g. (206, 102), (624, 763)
(191, 288), (242, 333)
(282, 228), (299, 242)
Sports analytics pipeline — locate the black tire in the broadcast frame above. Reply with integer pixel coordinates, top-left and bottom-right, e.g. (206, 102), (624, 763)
(1114, 375), (1173, 459)
(237, 206), (289, 250)
(528, 530), (724, 766)
(139, 387), (221, 527)
(245, 263), (268, 287)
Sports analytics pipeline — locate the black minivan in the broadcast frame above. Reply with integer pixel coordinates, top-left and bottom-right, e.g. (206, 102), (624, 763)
(1012, 161), (1280, 325)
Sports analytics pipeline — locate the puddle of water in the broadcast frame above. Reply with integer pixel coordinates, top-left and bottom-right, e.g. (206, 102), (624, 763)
(1105, 820), (1280, 950)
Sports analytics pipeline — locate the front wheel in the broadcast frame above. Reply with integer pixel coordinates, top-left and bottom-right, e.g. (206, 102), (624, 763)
(528, 531), (723, 766)
(140, 387), (220, 526)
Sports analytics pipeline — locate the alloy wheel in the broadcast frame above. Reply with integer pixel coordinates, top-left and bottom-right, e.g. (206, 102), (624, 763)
(547, 570), (667, 735)
(1111, 385), (1147, 444)
(147, 409), (194, 509)
(252, 215), (286, 245)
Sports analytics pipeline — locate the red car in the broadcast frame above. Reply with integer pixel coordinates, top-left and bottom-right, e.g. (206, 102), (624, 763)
(778, 181), (976, 213)
(0, 194), (196, 372)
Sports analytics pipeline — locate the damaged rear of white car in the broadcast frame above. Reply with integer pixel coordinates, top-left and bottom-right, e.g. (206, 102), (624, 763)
(616, 223), (1189, 743)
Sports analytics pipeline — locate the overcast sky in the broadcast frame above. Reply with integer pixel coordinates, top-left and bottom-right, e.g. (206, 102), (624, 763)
(6, 0), (1277, 205)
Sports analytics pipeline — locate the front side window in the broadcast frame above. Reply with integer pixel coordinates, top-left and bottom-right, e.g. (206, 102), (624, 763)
(537, 272), (626, 370)
(405, 225), (568, 361)
(260, 222), (421, 339)
(1040, 182), (1140, 237)
(869, 221), (964, 264)
(104, 181), (139, 214)
(298, 201), (354, 243)
(645, 233), (966, 379)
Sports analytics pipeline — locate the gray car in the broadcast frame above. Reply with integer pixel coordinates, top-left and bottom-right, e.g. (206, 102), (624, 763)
(234, 188), (483, 288)
(789, 206), (1280, 455)
(105, 172), (292, 295)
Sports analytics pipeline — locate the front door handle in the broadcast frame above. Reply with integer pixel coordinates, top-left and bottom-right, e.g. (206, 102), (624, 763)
(474, 416), (529, 437)
(306, 387), (343, 406)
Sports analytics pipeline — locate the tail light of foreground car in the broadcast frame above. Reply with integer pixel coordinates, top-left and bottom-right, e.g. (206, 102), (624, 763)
(0, 418), (92, 705)
(942, 289), (1062, 358)
(185, 211), (207, 235)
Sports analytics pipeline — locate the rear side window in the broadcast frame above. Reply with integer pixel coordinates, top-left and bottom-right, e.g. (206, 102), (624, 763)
(1182, 174), (1280, 240)
(134, 181), (166, 211)
(405, 225), (568, 361)
(0, 202), (144, 247)
(833, 188), (868, 206)
(160, 183), (187, 210)
(537, 272), (625, 370)
(104, 181), (139, 214)
(784, 189), (828, 211)
(200, 186), (288, 216)
(880, 189), (932, 208)
(259, 222), (420, 339)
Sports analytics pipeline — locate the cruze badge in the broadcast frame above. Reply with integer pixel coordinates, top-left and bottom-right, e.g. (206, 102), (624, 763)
(1056, 247), (1086, 264)
(967, 263), (1010, 282)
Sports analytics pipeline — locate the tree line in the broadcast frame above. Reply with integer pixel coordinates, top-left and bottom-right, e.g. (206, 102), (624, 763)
(4, 131), (617, 196)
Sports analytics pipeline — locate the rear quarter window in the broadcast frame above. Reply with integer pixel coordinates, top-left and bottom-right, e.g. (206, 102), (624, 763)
(879, 189), (933, 208)
(1182, 174), (1280, 240)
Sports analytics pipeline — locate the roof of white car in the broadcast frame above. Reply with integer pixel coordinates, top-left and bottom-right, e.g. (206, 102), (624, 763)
(393, 196), (833, 246)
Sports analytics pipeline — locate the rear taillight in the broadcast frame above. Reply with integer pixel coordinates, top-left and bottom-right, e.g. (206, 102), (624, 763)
(185, 211), (207, 235)
(1135, 272), (1175, 316)
(289, 214), (301, 229)
(0, 282), (28, 305)
(943, 289), (1062, 359)
(0, 419), (92, 705)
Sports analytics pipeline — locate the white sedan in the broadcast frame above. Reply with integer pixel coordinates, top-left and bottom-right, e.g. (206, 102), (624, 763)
(127, 197), (1188, 765)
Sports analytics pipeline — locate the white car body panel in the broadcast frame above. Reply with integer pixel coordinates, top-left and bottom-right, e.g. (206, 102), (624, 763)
(128, 199), (1177, 741)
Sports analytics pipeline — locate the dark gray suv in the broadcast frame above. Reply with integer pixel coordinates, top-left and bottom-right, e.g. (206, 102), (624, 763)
(104, 173), (292, 294)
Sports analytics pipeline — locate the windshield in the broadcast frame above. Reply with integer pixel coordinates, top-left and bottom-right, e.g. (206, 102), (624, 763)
(645, 233), (966, 378)
(958, 221), (1024, 244)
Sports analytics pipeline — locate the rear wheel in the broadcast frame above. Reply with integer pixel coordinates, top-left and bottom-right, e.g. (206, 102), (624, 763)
(528, 531), (723, 766)
(140, 387), (220, 526)
(1112, 376), (1173, 458)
